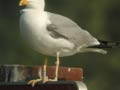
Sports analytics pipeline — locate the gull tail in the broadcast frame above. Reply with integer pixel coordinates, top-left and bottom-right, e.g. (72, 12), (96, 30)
(88, 40), (119, 48)
(86, 40), (119, 54)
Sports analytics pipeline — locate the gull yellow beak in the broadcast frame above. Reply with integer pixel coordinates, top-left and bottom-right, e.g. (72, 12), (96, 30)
(19, 0), (29, 6)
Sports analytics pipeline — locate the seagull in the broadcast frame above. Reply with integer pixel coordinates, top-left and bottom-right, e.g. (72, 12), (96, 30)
(19, 0), (119, 87)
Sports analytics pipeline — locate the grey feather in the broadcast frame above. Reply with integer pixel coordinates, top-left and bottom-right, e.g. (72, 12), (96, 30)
(47, 24), (69, 39)
(47, 12), (99, 47)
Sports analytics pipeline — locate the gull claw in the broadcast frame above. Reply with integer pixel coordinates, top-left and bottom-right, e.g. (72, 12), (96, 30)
(28, 79), (42, 87)
(27, 77), (58, 87)
(43, 78), (58, 83)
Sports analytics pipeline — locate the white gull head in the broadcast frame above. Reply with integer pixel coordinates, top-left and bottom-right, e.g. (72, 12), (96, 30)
(19, 0), (45, 10)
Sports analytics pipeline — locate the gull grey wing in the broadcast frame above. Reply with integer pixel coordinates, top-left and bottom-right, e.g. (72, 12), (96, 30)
(47, 24), (69, 39)
(47, 12), (100, 47)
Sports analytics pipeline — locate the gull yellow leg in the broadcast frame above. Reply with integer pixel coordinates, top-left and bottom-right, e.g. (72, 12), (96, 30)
(40, 52), (60, 82)
(28, 53), (60, 86)
(54, 52), (60, 81)
(28, 57), (48, 87)
(48, 52), (60, 81)
(42, 57), (49, 83)
(42, 52), (60, 82)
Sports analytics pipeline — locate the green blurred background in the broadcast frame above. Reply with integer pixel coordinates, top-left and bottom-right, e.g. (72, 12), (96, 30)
(0, 0), (120, 90)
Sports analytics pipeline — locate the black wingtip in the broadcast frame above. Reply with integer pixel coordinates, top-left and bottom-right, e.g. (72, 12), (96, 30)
(114, 42), (120, 46)
(99, 40), (120, 48)
(88, 40), (120, 49)
(112, 42), (119, 48)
